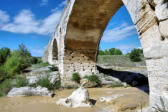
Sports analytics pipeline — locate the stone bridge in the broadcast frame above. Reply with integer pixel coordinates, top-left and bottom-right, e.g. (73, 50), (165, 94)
(43, 0), (168, 111)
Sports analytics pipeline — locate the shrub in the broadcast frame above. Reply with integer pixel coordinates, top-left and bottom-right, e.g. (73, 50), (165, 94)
(129, 49), (142, 62)
(34, 75), (61, 90)
(0, 79), (12, 96)
(49, 65), (58, 71)
(72, 72), (81, 83)
(0, 92), (3, 97)
(0, 47), (10, 65)
(84, 74), (101, 85)
(2, 50), (32, 78)
(31, 57), (38, 64)
(16, 76), (28, 87)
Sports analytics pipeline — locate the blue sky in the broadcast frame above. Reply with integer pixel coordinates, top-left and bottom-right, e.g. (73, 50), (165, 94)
(0, 0), (141, 56)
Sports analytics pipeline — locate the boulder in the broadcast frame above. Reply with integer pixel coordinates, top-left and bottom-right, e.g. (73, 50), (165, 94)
(80, 79), (98, 88)
(7, 86), (54, 97)
(56, 86), (93, 108)
(26, 72), (59, 85)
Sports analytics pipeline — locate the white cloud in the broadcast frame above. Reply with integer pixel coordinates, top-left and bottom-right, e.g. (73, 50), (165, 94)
(0, 9), (62, 35)
(2, 10), (39, 34)
(40, 0), (48, 6)
(102, 22), (137, 42)
(0, 10), (9, 26)
(37, 10), (62, 35)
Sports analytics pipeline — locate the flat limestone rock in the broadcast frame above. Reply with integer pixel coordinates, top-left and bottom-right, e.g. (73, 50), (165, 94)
(100, 94), (124, 102)
(56, 86), (93, 108)
(7, 86), (54, 97)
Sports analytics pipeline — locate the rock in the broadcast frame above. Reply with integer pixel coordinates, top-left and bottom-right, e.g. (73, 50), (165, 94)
(159, 19), (168, 38)
(7, 86), (54, 97)
(26, 72), (59, 85)
(80, 79), (98, 88)
(100, 94), (124, 102)
(56, 86), (93, 108)
(154, 0), (164, 5)
(27, 76), (39, 85)
(155, 3), (168, 20)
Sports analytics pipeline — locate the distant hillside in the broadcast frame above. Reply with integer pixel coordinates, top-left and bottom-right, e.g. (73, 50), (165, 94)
(97, 55), (146, 67)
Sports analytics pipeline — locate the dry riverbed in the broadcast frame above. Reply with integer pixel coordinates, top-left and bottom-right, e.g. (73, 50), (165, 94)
(0, 87), (149, 112)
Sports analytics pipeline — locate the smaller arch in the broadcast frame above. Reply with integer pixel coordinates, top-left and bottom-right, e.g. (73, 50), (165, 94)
(52, 39), (58, 64)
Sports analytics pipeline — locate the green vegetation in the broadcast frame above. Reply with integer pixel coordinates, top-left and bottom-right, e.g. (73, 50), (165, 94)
(97, 55), (146, 67)
(49, 65), (59, 71)
(34, 62), (49, 68)
(16, 76), (28, 87)
(0, 79), (12, 96)
(0, 47), (10, 66)
(32, 75), (61, 90)
(99, 48), (123, 55)
(72, 72), (81, 83)
(0, 44), (34, 82)
(0, 44), (48, 97)
(129, 49), (143, 62)
(84, 74), (101, 86)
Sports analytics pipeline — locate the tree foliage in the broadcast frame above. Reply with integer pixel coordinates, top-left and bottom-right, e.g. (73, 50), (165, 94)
(129, 49), (142, 62)
(0, 44), (33, 81)
(0, 47), (10, 65)
(99, 48), (123, 55)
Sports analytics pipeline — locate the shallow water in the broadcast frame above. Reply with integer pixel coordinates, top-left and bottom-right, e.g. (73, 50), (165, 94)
(0, 87), (149, 112)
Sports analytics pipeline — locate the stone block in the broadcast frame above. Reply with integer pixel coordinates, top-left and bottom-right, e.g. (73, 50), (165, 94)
(155, 3), (168, 20)
(159, 19), (168, 38)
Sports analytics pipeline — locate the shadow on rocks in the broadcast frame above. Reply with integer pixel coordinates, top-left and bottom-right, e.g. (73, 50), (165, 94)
(97, 66), (149, 94)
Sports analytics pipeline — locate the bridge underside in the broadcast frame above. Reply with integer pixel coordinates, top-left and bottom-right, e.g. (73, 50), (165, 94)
(43, 0), (168, 111)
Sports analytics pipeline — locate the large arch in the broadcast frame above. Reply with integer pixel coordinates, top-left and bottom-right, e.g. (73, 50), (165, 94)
(43, 0), (168, 110)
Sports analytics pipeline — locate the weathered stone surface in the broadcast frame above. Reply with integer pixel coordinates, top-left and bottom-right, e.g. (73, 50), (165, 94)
(154, 0), (164, 5)
(56, 86), (93, 108)
(100, 94), (124, 102)
(155, 3), (168, 20)
(7, 86), (54, 97)
(159, 19), (168, 38)
(26, 71), (59, 85)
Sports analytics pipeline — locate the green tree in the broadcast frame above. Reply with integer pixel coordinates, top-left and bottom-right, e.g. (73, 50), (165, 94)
(104, 49), (110, 55)
(114, 49), (123, 55)
(109, 48), (115, 55)
(18, 43), (31, 57)
(0, 47), (10, 65)
(98, 50), (104, 55)
(129, 49), (142, 62)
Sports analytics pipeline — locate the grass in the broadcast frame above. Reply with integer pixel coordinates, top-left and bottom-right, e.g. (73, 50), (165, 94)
(97, 55), (146, 67)
(16, 76), (28, 87)
(33, 62), (50, 68)
(0, 79), (12, 96)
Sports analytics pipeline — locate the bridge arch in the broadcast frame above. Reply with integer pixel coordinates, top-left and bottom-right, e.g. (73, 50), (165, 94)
(43, 0), (168, 110)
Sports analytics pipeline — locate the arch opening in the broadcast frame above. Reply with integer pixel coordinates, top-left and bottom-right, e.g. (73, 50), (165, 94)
(97, 5), (149, 94)
(52, 39), (58, 64)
